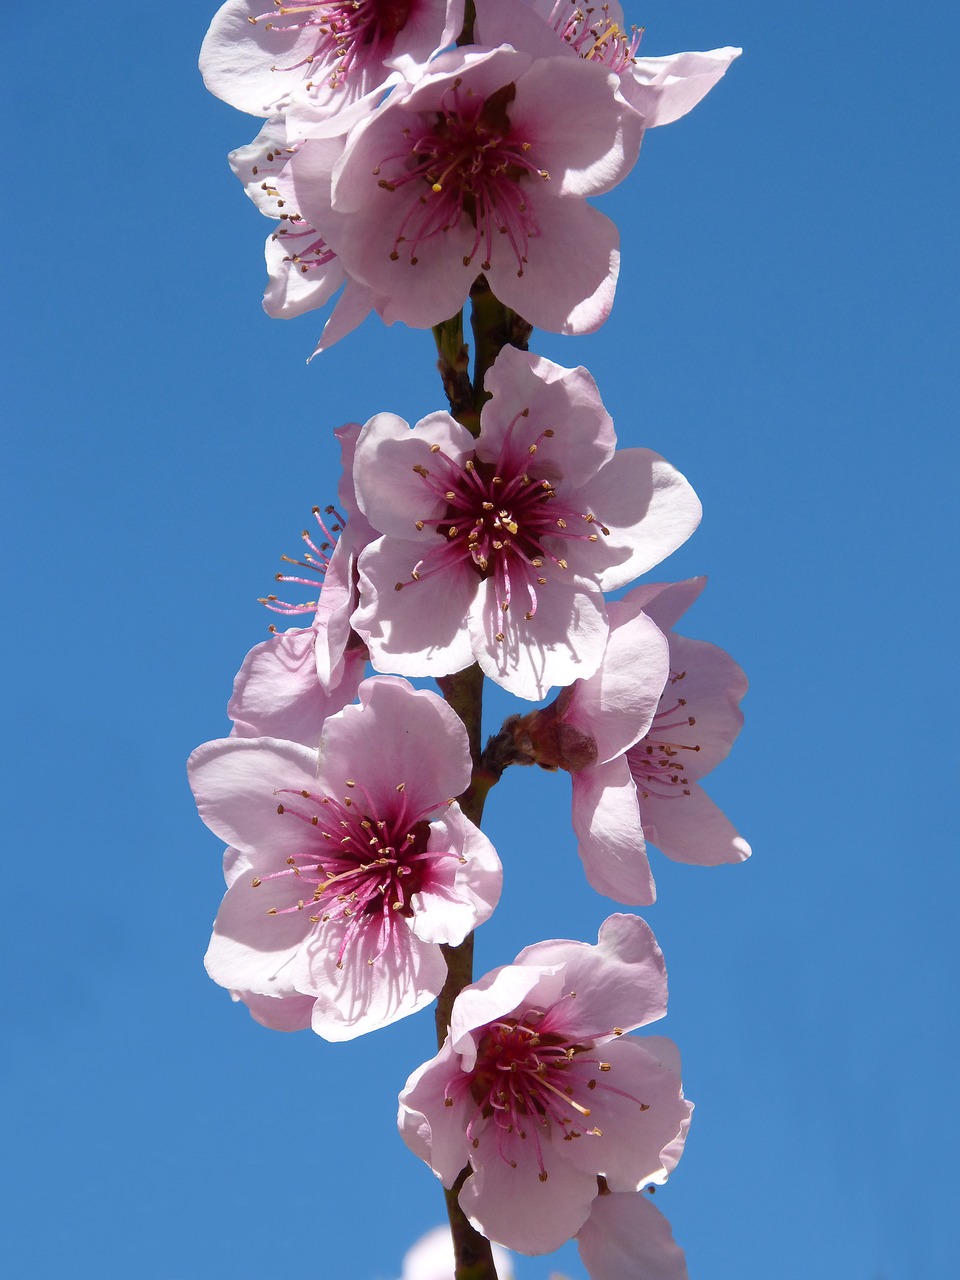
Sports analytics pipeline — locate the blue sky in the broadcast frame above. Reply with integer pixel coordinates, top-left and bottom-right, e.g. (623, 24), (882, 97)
(3, 2), (958, 1277)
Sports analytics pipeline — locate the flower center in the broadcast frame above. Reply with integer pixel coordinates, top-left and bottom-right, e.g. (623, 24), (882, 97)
(549, 0), (642, 74)
(254, 778), (460, 968)
(454, 1008), (645, 1180)
(250, 0), (414, 90)
(374, 79), (549, 274)
(626, 668), (700, 799)
(394, 410), (609, 639)
(259, 503), (345, 618)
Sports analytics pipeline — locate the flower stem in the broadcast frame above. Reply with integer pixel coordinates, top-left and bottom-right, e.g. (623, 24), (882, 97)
(435, 663), (500, 1280)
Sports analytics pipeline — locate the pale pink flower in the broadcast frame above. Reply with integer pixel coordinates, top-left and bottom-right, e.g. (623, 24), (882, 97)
(228, 120), (382, 354)
(399, 915), (691, 1254)
(475, 0), (739, 125)
(311, 46), (645, 333)
(508, 578), (749, 904)
(189, 676), (502, 1039)
(200, 0), (464, 124)
(620, 578), (751, 867)
(351, 346), (700, 699)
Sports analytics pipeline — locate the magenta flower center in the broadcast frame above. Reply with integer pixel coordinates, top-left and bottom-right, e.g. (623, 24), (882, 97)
(375, 80), (548, 274)
(549, 0), (642, 74)
(395, 411), (610, 636)
(455, 1008), (646, 1179)
(255, 778), (458, 965)
(626, 668), (701, 799)
(251, 0), (414, 89)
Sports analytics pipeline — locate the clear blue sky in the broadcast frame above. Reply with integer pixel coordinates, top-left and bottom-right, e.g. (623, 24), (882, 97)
(3, 3), (958, 1277)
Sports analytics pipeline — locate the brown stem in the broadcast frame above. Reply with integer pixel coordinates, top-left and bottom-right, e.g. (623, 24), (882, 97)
(457, 0), (477, 46)
(469, 276), (533, 410)
(432, 311), (477, 432)
(434, 663), (500, 1280)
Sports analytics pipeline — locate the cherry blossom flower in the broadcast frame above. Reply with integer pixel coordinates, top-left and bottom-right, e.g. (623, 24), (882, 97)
(475, 0), (740, 126)
(311, 45), (645, 333)
(398, 915), (691, 1254)
(505, 578), (749, 903)
(351, 346), (700, 699)
(189, 676), (502, 1039)
(228, 119), (382, 354)
(619, 577), (751, 867)
(200, 0), (463, 125)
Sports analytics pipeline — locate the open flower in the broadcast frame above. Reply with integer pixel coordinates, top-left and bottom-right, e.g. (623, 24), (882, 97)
(399, 915), (691, 1254)
(351, 346), (700, 699)
(506, 578), (749, 903)
(189, 676), (502, 1039)
(475, 1), (739, 127)
(200, 0), (464, 125)
(310, 45), (644, 333)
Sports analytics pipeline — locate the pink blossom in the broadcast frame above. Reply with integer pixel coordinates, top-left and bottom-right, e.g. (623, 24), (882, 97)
(398, 914), (691, 1254)
(310, 46), (644, 333)
(351, 346), (700, 699)
(200, 0), (464, 124)
(509, 578), (749, 904)
(475, 1), (739, 126)
(620, 578), (751, 867)
(228, 119), (383, 354)
(189, 676), (502, 1039)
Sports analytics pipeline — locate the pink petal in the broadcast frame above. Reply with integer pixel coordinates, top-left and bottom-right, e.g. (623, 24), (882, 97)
(485, 197), (620, 336)
(551, 1037), (689, 1191)
(459, 1130), (597, 1254)
(188, 737), (320, 859)
(315, 677), (472, 817)
(577, 1193), (688, 1280)
(613, 578), (707, 633)
(564, 609), (670, 763)
(622, 48), (741, 128)
(302, 921), (448, 1041)
(515, 914), (668, 1040)
(354, 538), (478, 679)
(581, 450), (701, 593)
(570, 758), (656, 905)
(231, 989), (316, 1033)
(477, 348), (616, 488)
(409, 806), (503, 946)
(641, 782), (750, 867)
(470, 572), (608, 701)
(204, 871), (308, 997)
(510, 56), (643, 197)
(399, 1042), (477, 1186)
(353, 410), (474, 539)
(448, 965), (565, 1067)
(659, 633), (747, 775)
(228, 627), (358, 747)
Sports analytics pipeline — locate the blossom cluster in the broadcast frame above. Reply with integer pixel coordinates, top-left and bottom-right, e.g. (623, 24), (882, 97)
(192, 4), (746, 1278)
(203, 0), (739, 355)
